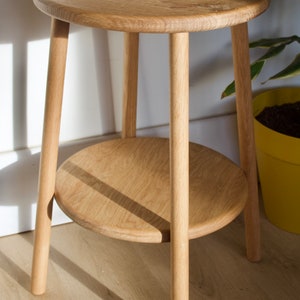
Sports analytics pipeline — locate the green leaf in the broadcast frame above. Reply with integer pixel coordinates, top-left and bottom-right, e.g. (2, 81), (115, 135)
(250, 60), (265, 79)
(249, 35), (299, 48)
(221, 61), (265, 98)
(256, 44), (286, 62)
(221, 35), (300, 98)
(268, 53), (300, 80)
(221, 81), (235, 98)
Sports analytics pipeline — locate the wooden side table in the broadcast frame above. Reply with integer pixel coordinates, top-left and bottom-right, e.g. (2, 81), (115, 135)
(31, 0), (270, 298)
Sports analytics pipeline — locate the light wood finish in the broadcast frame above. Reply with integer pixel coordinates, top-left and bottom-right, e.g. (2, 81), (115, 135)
(31, 0), (271, 298)
(169, 32), (190, 300)
(33, 0), (269, 33)
(122, 32), (139, 138)
(55, 138), (247, 242)
(231, 23), (261, 262)
(2, 212), (300, 300)
(31, 18), (70, 296)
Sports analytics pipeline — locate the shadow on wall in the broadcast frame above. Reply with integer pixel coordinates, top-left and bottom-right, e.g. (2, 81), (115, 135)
(0, 0), (50, 236)
(0, 133), (115, 236)
(0, 0), (50, 150)
(0, 0), (116, 236)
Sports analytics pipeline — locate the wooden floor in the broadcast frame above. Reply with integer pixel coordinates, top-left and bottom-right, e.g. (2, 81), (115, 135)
(0, 204), (299, 299)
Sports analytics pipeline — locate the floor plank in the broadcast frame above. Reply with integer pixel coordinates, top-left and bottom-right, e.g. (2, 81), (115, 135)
(0, 207), (299, 299)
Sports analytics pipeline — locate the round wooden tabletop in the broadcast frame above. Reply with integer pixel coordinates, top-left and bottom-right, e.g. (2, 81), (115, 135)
(55, 138), (247, 243)
(33, 0), (270, 32)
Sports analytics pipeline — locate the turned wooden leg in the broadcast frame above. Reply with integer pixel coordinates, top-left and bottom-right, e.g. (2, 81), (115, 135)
(231, 23), (261, 262)
(31, 18), (70, 295)
(122, 32), (139, 138)
(169, 32), (190, 300)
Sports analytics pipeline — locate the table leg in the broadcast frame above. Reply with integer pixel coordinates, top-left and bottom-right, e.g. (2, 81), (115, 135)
(122, 32), (139, 138)
(31, 18), (70, 295)
(231, 23), (261, 262)
(169, 32), (190, 300)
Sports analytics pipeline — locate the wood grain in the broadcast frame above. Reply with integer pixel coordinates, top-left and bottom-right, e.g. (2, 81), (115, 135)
(30, 1), (271, 297)
(31, 18), (70, 296)
(122, 32), (139, 138)
(1, 212), (300, 299)
(231, 23), (261, 262)
(169, 32), (190, 300)
(55, 138), (247, 243)
(33, 0), (270, 32)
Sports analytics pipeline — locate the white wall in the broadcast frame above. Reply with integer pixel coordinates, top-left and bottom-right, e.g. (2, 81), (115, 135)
(0, 0), (299, 236)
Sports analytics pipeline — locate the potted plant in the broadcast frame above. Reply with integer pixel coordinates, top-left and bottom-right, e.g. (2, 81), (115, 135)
(222, 36), (300, 234)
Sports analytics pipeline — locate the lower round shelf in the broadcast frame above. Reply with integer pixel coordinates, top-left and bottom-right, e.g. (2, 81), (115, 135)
(55, 137), (247, 243)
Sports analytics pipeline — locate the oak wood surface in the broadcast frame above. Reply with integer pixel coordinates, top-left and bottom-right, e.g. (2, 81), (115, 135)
(121, 32), (139, 138)
(2, 210), (300, 300)
(30, 1), (271, 297)
(231, 23), (261, 262)
(169, 32), (190, 299)
(31, 19), (70, 296)
(55, 138), (247, 243)
(33, 0), (270, 32)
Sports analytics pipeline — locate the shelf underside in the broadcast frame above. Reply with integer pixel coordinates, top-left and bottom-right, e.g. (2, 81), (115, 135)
(55, 137), (247, 243)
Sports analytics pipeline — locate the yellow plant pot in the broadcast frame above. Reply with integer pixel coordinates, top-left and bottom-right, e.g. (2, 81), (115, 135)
(253, 87), (300, 233)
